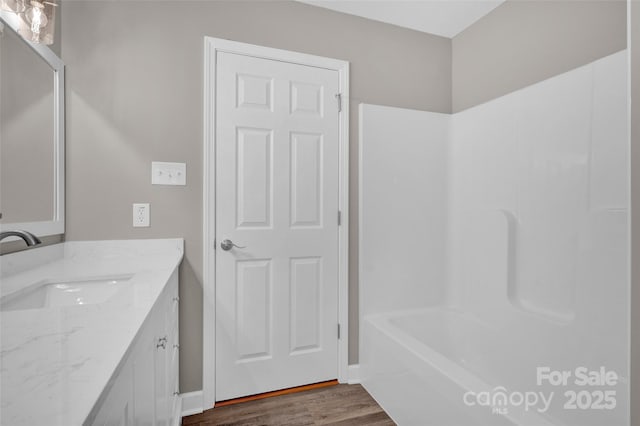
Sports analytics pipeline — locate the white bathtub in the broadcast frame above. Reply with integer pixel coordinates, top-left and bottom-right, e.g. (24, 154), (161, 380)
(359, 52), (629, 426)
(360, 308), (627, 426)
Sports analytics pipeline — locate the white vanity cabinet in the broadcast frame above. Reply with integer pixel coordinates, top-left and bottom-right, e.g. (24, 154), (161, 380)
(1, 239), (184, 426)
(90, 269), (180, 426)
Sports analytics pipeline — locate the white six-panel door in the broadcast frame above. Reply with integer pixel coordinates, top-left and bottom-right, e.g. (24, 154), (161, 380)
(215, 51), (340, 401)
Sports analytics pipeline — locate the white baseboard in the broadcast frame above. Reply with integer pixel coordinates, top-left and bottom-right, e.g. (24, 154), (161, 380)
(348, 364), (361, 384)
(181, 390), (204, 417)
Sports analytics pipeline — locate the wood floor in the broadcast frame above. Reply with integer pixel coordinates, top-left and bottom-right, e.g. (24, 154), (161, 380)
(182, 384), (396, 426)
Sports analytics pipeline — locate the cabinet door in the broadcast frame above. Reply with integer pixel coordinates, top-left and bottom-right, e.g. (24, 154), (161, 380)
(133, 331), (156, 426)
(168, 278), (180, 423)
(154, 289), (171, 426)
(155, 335), (170, 426)
(91, 363), (134, 426)
(90, 270), (180, 426)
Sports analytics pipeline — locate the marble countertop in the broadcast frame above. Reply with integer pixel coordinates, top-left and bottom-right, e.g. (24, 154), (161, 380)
(0, 239), (184, 426)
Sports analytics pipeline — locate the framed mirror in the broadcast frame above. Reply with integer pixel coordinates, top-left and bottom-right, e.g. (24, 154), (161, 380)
(0, 12), (64, 237)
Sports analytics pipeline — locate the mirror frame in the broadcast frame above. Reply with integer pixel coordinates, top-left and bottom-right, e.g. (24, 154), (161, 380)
(0, 12), (65, 237)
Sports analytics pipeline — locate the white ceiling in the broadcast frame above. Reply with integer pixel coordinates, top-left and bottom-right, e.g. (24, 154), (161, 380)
(297, 0), (506, 38)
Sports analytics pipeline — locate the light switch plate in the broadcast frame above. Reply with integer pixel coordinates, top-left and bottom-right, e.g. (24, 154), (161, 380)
(152, 162), (186, 186)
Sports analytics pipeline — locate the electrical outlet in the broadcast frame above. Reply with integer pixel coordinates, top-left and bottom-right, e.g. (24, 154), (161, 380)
(133, 203), (150, 227)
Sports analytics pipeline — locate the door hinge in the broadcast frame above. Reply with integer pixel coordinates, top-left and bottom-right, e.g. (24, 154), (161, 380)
(338, 210), (342, 226)
(337, 323), (341, 339)
(335, 93), (342, 112)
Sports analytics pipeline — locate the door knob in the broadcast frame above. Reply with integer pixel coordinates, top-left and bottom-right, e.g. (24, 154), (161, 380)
(220, 239), (246, 251)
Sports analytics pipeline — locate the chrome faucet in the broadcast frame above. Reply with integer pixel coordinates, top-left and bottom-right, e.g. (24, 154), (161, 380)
(0, 230), (42, 247)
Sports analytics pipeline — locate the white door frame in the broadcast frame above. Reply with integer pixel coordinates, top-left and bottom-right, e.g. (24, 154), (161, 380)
(202, 37), (350, 409)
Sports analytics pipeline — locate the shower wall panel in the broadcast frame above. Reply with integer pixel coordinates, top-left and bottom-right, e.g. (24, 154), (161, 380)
(360, 49), (629, 426)
(449, 50), (628, 324)
(448, 50), (629, 425)
(359, 104), (450, 318)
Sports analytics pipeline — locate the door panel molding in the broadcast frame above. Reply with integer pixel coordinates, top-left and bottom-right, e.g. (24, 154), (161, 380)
(203, 37), (349, 409)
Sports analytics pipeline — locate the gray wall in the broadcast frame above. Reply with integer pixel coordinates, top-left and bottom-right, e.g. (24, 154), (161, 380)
(452, 0), (627, 112)
(631, 1), (639, 425)
(61, 0), (451, 393)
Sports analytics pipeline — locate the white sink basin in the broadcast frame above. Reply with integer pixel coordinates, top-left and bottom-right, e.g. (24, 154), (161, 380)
(1, 275), (133, 311)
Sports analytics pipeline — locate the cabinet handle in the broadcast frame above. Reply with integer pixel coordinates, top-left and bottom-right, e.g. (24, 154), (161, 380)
(173, 344), (180, 349)
(173, 391), (180, 396)
(173, 297), (180, 302)
(157, 336), (167, 349)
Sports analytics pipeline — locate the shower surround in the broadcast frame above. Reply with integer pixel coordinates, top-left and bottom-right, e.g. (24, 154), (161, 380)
(359, 50), (629, 426)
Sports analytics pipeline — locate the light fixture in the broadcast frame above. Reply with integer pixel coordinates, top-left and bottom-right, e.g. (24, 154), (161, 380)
(0, 0), (57, 45)
(1, 0), (26, 13)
